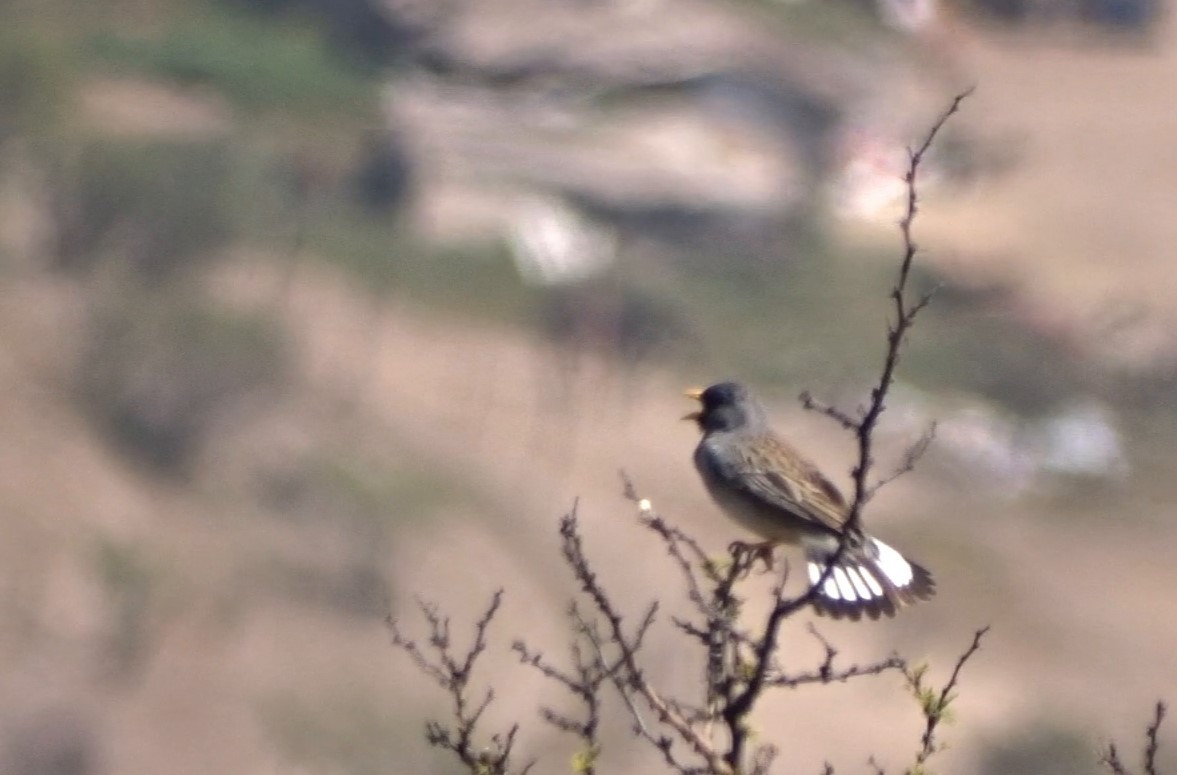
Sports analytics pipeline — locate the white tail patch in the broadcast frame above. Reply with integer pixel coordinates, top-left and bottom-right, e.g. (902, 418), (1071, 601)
(860, 567), (884, 597)
(809, 562), (842, 600)
(809, 561), (887, 602)
(872, 538), (914, 587)
(806, 540), (933, 618)
(823, 573), (841, 601)
(809, 558), (889, 600)
(845, 566), (872, 599)
(833, 567), (857, 602)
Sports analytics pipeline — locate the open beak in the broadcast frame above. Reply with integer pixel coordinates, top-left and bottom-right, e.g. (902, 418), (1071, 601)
(682, 387), (704, 422)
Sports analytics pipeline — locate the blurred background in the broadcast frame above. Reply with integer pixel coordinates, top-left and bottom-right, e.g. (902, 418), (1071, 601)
(2, 0), (1177, 773)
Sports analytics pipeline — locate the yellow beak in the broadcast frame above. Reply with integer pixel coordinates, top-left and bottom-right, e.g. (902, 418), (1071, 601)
(682, 386), (704, 421)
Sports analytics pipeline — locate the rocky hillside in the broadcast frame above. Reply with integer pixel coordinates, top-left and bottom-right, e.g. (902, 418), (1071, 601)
(1, 1), (1176, 774)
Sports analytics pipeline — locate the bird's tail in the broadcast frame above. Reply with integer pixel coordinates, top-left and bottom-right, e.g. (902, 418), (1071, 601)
(805, 536), (935, 621)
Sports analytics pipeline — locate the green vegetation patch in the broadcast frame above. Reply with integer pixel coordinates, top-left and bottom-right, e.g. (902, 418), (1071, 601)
(87, 7), (377, 117)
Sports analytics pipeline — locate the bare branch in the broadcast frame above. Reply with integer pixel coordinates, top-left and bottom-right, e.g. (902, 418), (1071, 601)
(905, 626), (990, 774)
(798, 90), (973, 524)
(513, 620), (605, 773)
(639, 509), (712, 616)
(767, 657), (907, 688)
(869, 421), (938, 499)
(1103, 743), (1132, 775)
(559, 507), (731, 774)
(723, 564), (812, 768)
(846, 90), (971, 527)
(1102, 701), (1168, 775)
(388, 590), (532, 775)
(800, 390), (858, 431)
(1145, 702), (1167, 775)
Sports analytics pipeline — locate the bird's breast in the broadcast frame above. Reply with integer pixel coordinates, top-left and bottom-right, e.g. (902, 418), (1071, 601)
(693, 438), (803, 544)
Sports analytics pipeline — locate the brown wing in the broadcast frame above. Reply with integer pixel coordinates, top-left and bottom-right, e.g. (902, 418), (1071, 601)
(731, 433), (850, 532)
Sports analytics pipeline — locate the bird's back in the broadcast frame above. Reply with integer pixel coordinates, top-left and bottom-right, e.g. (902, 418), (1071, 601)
(693, 428), (847, 544)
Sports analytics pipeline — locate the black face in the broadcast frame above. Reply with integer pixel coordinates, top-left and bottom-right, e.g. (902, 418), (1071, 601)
(696, 381), (759, 433)
(701, 382), (748, 410)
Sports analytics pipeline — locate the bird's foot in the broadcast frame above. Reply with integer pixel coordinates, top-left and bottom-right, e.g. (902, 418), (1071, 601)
(727, 540), (777, 576)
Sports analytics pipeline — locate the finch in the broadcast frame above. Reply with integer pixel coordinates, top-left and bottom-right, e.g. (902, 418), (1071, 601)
(686, 381), (934, 620)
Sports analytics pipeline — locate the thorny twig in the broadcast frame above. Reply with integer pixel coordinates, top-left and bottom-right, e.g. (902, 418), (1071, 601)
(512, 603), (610, 774)
(765, 624), (907, 688)
(386, 591), (535, 775)
(1102, 701), (1168, 775)
(773, 92), (974, 682)
(869, 421), (939, 499)
(803, 89), (973, 530)
(578, 605), (694, 773)
(559, 508), (729, 774)
(904, 626), (990, 774)
(628, 499), (915, 772)
(1147, 704), (1169, 775)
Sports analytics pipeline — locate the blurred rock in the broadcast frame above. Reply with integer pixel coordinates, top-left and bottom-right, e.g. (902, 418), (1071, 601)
(381, 0), (943, 248)
(387, 73), (813, 244)
(508, 195), (615, 286)
(932, 401), (1037, 493)
(888, 389), (1128, 494)
(1031, 401), (1127, 479)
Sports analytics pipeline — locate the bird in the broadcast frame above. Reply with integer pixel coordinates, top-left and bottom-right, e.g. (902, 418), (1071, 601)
(685, 381), (934, 620)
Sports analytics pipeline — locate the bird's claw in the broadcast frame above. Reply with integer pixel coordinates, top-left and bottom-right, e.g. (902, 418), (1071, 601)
(727, 540), (777, 576)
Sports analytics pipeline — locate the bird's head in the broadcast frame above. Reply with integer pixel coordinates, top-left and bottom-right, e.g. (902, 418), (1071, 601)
(683, 381), (765, 433)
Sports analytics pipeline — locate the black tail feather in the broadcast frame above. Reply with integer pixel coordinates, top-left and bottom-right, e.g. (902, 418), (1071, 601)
(807, 538), (935, 621)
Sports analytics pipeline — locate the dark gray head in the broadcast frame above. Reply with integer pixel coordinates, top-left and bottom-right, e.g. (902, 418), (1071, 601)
(684, 381), (768, 434)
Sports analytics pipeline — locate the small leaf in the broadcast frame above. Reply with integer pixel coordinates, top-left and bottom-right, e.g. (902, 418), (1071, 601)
(571, 744), (600, 773)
